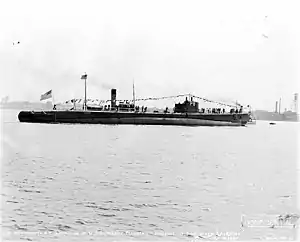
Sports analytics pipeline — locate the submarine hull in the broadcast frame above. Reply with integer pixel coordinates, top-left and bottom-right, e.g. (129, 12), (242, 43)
(18, 111), (249, 126)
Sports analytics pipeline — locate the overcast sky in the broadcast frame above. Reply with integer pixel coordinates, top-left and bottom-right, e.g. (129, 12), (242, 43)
(0, 0), (299, 111)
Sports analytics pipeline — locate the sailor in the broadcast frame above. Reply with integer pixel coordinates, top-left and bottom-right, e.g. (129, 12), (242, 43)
(144, 107), (147, 112)
(141, 106), (144, 112)
(53, 104), (56, 110)
(223, 108), (225, 113)
(239, 106), (243, 113)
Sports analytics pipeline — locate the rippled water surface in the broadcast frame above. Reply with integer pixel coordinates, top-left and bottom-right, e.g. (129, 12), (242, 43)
(1, 109), (299, 241)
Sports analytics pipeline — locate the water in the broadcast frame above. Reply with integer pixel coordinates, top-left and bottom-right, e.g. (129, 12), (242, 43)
(1, 109), (299, 241)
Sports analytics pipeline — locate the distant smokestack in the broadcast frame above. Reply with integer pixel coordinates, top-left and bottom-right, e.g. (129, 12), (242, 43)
(279, 98), (281, 114)
(111, 89), (116, 107)
(275, 101), (278, 113)
(294, 93), (298, 113)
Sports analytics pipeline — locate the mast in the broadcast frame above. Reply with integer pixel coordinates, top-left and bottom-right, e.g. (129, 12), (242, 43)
(85, 77), (87, 110)
(81, 72), (88, 111)
(52, 91), (55, 109)
(133, 79), (135, 107)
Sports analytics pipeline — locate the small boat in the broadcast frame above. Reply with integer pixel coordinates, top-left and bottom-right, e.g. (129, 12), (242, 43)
(269, 122), (276, 125)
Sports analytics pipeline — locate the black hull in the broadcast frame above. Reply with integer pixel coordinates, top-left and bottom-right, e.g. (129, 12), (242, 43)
(18, 111), (249, 126)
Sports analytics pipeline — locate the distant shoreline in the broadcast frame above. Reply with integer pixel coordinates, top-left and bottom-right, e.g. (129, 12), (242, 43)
(0, 101), (52, 110)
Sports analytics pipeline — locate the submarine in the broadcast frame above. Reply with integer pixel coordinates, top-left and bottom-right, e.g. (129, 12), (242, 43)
(18, 88), (250, 127)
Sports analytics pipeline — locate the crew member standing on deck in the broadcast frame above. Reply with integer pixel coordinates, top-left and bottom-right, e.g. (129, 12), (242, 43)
(239, 106), (243, 113)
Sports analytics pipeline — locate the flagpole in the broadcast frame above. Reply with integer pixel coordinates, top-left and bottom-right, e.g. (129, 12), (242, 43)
(133, 78), (135, 107)
(85, 77), (87, 111)
(81, 72), (87, 111)
(52, 90), (55, 106)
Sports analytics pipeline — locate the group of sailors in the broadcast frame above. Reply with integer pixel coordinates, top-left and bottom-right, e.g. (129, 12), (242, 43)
(199, 106), (244, 114)
(112, 105), (148, 112)
(200, 108), (226, 114)
(135, 106), (147, 112)
(230, 107), (244, 114)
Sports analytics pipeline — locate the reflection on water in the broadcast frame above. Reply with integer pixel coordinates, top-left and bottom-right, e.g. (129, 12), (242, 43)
(1, 109), (299, 241)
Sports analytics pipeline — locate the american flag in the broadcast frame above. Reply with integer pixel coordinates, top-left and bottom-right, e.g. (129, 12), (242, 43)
(40, 90), (52, 101)
(81, 74), (87, 80)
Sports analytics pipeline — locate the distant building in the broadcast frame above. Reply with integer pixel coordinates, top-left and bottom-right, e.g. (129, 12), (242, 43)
(1, 96), (9, 103)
